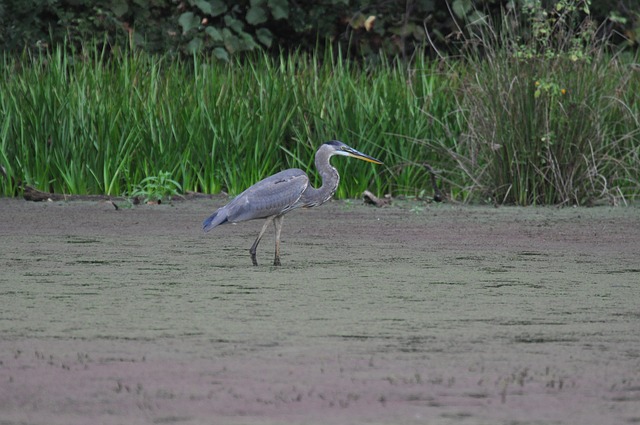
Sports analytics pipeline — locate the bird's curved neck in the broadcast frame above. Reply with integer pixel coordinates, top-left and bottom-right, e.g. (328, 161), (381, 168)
(302, 147), (339, 207)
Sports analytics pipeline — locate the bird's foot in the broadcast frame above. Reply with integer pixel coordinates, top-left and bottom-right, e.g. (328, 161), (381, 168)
(250, 251), (258, 266)
(273, 257), (281, 266)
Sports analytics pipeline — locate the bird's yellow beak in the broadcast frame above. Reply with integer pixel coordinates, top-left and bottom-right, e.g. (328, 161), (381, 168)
(344, 147), (383, 165)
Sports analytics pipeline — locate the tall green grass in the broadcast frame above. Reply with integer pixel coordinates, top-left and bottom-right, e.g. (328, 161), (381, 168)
(437, 1), (640, 205)
(0, 46), (456, 199)
(2, 33), (637, 205)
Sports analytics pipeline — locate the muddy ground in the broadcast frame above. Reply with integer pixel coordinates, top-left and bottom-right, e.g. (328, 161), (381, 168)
(0, 197), (639, 425)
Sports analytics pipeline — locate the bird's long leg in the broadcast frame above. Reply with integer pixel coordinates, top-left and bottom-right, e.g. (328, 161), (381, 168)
(273, 215), (284, 266)
(250, 215), (275, 266)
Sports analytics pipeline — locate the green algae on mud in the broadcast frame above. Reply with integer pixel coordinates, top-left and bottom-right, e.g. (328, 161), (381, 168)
(0, 198), (639, 425)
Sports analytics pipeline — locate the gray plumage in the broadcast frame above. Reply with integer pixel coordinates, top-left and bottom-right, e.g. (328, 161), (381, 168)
(202, 140), (383, 266)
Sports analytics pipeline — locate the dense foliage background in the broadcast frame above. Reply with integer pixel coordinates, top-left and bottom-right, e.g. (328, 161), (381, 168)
(1, 0), (638, 58)
(1, 0), (639, 205)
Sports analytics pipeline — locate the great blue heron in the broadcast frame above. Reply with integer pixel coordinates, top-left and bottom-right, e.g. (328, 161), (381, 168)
(202, 140), (383, 266)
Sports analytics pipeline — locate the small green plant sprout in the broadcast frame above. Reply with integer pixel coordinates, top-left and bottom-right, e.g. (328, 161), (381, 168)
(410, 204), (425, 215)
(131, 171), (182, 204)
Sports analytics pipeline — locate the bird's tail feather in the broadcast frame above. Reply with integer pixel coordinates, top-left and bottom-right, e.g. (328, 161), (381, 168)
(202, 210), (228, 232)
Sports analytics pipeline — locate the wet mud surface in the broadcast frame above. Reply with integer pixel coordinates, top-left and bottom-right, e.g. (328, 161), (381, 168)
(1, 198), (639, 425)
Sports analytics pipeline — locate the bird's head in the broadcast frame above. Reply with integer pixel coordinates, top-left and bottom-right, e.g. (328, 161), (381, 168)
(324, 140), (383, 164)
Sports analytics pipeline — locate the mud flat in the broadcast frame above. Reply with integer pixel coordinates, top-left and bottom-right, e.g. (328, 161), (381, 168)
(1, 198), (639, 425)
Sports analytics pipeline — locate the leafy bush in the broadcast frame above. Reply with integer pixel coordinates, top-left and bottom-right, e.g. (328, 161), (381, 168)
(1, 0), (637, 59)
(176, 0), (288, 58)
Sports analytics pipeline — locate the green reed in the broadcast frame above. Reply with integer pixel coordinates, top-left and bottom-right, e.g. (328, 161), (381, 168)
(447, 1), (640, 205)
(2, 38), (636, 205)
(0, 46), (456, 199)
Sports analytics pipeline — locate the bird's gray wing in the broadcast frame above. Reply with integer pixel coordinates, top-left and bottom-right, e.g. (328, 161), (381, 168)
(222, 169), (309, 223)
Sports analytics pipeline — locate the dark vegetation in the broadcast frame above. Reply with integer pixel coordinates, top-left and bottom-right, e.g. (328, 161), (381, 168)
(1, 0), (638, 58)
(1, 0), (639, 205)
